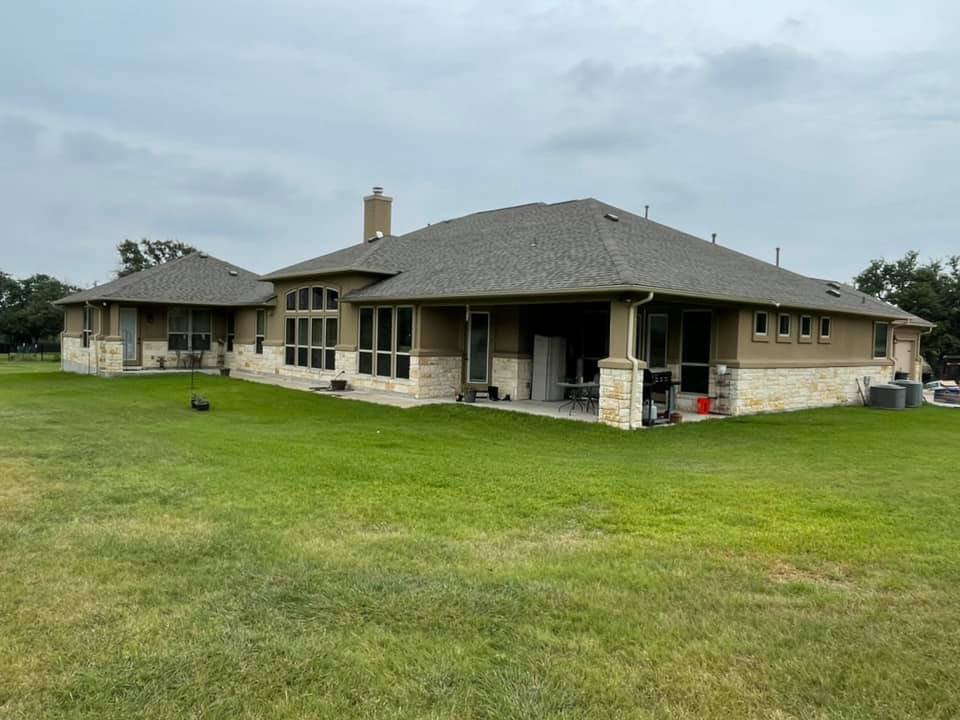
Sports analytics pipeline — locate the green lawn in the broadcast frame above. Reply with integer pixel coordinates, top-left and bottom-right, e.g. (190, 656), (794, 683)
(1, 365), (958, 719)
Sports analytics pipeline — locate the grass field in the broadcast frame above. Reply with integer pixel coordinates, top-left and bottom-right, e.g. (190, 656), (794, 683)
(1, 364), (958, 719)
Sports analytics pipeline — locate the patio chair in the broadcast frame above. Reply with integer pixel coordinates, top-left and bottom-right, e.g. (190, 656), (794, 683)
(586, 373), (600, 413)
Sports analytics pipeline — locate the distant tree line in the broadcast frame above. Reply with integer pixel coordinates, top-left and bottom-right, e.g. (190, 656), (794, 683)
(0, 272), (78, 344)
(855, 251), (960, 376)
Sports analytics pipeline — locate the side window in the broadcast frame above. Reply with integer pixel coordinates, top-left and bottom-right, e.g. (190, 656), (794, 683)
(754, 311), (768, 337)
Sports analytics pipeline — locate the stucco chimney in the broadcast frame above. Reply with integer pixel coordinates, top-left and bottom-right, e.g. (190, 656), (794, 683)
(363, 186), (392, 242)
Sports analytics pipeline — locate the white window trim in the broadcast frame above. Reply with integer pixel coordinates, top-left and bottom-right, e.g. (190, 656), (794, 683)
(819, 316), (832, 340)
(777, 313), (792, 337)
(357, 305), (414, 379)
(754, 310), (769, 337)
(799, 314), (813, 338)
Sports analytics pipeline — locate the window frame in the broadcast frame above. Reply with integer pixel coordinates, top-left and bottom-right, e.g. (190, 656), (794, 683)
(873, 321), (890, 360)
(167, 307), (212, 352)
(776, 312), (792, 343)
(356, 305), (415, 379)
(225, 312), (235, 352)
(82, 306), (94, 348)
(799, 314), (813, 342)
(358, 307), (374, 375)
(818, 316), (832, 344)
(286, 291), (297, 311)
(753, 310), (769, 341)
(255, 310), (265, 354)
(283, 286), (341, 368)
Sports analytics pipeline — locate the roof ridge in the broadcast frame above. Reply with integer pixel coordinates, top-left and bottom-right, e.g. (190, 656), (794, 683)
(588, 200), (645, 286)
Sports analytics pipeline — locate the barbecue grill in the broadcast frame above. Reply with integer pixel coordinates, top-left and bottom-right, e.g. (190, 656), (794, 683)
(642, 368), (677, 426)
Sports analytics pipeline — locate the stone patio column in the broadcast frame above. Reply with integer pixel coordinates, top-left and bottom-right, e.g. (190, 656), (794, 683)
(598, 300), (645, 430)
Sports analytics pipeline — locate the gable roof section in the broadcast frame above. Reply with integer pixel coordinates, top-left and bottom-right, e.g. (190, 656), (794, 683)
(274, 199), (929, 324)
(260, 241), (399, 280)
(55, 253), (275, 307)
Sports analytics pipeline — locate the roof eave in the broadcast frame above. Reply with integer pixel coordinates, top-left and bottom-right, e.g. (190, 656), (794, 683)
(343, 282), (932, 322)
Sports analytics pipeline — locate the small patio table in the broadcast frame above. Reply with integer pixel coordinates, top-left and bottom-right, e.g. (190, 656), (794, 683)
(556, 381), (600, 415)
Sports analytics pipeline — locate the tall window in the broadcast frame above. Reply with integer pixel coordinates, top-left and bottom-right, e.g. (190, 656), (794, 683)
(359, 308), (374, 374)
(297, 317), (309, 366)
(168, 308), (189, 350)
(646, 314), (668, 368)
(325, 317), (337, 370)
(800, 315), (812, 339)
(376, 307), (393, 376)
(754, 311), (768, 337)
(285, 318), (296, 365)
(255, 310), (265, 354)
(778, 313), (791, 338)
(820, 316), (832, 340)
(191, 310), (211, 351)
(358, 306), (414, 379)
(82, 306), (93, 348)
(283, 285), (340, 368)
(396, 307), (412, 379)
(873, 322), (889, 359)
(225, 312), (235, 352)
(168, 308), (211, 351)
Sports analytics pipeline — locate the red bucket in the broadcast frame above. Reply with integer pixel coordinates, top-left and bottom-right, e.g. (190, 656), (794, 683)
(696, 397), (712, 415)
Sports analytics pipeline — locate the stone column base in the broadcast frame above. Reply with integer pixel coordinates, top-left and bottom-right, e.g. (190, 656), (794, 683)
(599, 363), (643, 430)
(410, 354), (462, 399)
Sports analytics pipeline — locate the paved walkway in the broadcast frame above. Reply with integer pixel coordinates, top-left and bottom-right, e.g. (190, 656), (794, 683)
(231, 371), (722, 426)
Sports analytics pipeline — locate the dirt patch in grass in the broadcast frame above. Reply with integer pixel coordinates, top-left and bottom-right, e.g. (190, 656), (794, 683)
(769, 559), (856, 590)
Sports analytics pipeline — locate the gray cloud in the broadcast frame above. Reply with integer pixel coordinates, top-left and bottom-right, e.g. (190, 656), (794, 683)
(1, 2), (958, 288)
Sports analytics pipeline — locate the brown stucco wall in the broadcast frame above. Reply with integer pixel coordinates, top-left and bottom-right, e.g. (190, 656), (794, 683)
(235, 308), (258, 344)
(418, 305), (464, 355)
(733, 308), (894, 366)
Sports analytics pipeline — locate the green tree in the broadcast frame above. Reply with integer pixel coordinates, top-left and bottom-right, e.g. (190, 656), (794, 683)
(854, 251), (960, 376)
(117, 239), (197, 277)
(0, 273), (79, 345)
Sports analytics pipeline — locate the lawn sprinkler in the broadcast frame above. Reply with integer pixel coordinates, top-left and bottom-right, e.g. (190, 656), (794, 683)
(190, 350), (210, 411)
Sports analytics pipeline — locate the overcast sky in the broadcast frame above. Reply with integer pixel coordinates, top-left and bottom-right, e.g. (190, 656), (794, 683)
(1, 1), (958, 288)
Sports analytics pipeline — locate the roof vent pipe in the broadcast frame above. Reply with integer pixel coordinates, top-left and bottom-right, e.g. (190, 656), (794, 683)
(644, 205), (649, 219)
(775, 247), (781, 267)
(711, 233), (717, 245)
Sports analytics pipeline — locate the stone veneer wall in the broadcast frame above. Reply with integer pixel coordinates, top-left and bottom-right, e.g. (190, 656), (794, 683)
(232, 343), (284, 375)
(62, 335), (124, 375)
(723, 364), (892, 415)
(598, 366), (644, 430)
(409, 354), (462, 399)
(491, 356), (532, 400)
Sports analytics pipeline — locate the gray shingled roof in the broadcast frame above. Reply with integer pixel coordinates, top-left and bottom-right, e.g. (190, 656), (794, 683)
(260, 241), (398, 280)
(55, 253), (275, 307)
(267, 199), (930, 324)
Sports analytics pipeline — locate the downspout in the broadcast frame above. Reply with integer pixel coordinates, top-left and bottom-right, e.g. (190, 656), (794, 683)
(626, 292), (655, 429)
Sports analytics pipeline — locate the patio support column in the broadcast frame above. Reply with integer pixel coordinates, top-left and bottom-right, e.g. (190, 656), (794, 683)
(598, 301), (645, 430)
